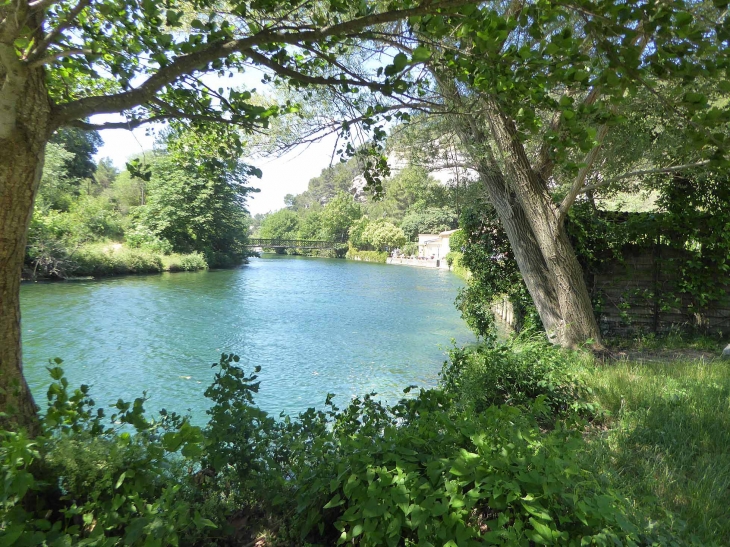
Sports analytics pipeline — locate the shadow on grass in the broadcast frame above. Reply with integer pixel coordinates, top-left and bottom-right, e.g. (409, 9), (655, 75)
(586, 359), (730, 546)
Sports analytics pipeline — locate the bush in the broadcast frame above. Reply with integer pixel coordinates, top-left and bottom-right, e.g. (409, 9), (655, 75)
(74, 245), (163, 276)
(401, 241), (418, 257)
(0, 361), (212, 547)
(164, 252), (208, 272)
(1, 351), (680, 546)
(442, 338), (597, 418)
(345, 249), (388, 263)
(125, 226), (173, 255)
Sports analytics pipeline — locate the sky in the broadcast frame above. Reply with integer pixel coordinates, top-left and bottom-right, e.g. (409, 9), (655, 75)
(93, 119), (338, 215)
(91, 67), (341, 216)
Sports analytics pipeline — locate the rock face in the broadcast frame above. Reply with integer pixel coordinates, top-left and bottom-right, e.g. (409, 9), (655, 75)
(349, 175), (368, 203)
(723, 344), (730, 359)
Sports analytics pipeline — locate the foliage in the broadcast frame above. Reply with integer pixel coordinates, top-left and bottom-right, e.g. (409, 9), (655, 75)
(317, 192), (363, 242)
(27, 126), (253, 278)
(568, 169), (730, 317)
(49, 128), (103, 181)
(74, 245), (165, 276)
(455, 195), (539, 339)
(345, 249), (389, 263)
(258, 209), (300, 240)
(348, 216), (371, 249)
(442, 338), (597, 419)
(34, 143), (77, 212)
(360, 220), (406, 251)
(6, 344), (722, 545)
(0, 360), (210, 546)
(132, 155), (253, 267)
(400, 207), (458, 241)
(164, 252), (208, 272)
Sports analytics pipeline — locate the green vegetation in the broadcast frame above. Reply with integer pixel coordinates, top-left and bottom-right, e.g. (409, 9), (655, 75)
(4, 340), (727, 545)
(256, 163), (464, 258)
(345, 249), (389, 263)
(26, 127), (254, 279)
(587, 358), (730, 542)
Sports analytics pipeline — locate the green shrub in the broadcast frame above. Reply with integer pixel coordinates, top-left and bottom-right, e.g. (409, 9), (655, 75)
(1, 351), (686, 547)
(442, 338), (597, 418)
(401, 241), (418, 257)
(345, 249), (388, 263)
(0, 361), (212, 546)
(164, 252), (208, 272)
(74, 245), (163, 276)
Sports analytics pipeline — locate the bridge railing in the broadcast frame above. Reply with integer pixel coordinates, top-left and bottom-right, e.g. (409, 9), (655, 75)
(245, 238), (346, 249)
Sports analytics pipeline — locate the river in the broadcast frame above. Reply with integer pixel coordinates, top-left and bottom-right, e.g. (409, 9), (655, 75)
(20, 255), (475, 421)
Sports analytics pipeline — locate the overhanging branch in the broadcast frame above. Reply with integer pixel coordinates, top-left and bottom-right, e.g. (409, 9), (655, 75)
(579, 160), (712, 194)
(28, 0), (91, 62)
(51, 0), (471, 127)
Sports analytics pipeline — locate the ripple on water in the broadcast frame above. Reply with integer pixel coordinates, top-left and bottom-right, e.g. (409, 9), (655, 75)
(21, 255), (475, 422)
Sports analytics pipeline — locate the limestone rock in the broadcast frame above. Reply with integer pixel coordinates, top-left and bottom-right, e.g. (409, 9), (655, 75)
(723, 344), (730, 359)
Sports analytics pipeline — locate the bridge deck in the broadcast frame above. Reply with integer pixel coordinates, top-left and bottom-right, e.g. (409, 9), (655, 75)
(245, 238), (346, 249)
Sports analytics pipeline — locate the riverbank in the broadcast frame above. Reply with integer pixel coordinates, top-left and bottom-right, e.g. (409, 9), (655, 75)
(23, 242), (240, 280)
(385, 251), (470, 279)
(7, 337), (727, 545)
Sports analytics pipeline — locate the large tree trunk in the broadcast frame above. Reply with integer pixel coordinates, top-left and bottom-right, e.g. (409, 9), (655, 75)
(450, 116), (563, 338)
(482, 98), (602, 349)
(0, 58), (52, 434)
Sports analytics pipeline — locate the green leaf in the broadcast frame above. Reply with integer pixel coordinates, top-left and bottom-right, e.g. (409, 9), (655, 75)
(392, 53), (408, 72)
(115, 471), (126, 490)
(412, 46), (432, 63)
(324, 494), (344, 509)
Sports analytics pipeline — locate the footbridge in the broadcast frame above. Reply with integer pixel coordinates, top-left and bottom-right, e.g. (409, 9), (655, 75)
(245, 238), (346, 250)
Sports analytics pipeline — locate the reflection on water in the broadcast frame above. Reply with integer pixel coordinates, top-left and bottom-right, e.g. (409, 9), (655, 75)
(21, 255), (475, 421)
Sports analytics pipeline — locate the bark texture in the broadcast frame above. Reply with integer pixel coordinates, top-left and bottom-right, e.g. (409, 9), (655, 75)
(441, 80), (602, 348)
(481, 98), (601, 348)
(451, 114), (563, 338)
(0, 61), (52, 435)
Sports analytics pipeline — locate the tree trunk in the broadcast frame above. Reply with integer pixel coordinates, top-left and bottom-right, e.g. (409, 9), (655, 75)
(482, 98), (602, 349)
(0, 61), (52, 434)
(450, 117), (564, 338)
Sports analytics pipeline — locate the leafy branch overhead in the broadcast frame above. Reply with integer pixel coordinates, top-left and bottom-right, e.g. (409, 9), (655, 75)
(1, 0), (472, 135)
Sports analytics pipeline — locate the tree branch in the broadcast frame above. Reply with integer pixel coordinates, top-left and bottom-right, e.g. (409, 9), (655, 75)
(51, 0), (470, 126)
(28, 0), (91, 61)
(557, 123), (609, 226)
(246, 49), (380, 90)
(65, 112), (251, 131)
(28, 47), (92, 67)
(578, 160), (712, 194)
(29, 0), (61, 10)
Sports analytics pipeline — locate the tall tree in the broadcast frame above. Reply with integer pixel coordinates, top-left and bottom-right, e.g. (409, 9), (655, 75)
(0, 0), (471, 432)
(49, 127), (102, 180)
(358, 0), (730, 348)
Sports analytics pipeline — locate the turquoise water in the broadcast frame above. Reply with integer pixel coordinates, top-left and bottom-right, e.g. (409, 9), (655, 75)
(20, 255), (475, 421)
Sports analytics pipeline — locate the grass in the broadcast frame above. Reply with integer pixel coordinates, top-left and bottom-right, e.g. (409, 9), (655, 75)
(161, 251), (208, 272)
(345, 249), (388, 263)
(604, 329), (725, 353)
(582, 356), (730, 545)
(73, 242), (207, 276)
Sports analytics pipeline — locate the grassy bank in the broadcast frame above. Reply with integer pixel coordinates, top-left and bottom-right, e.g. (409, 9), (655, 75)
(345, 249), (388, 263)
(72, 243), (208, 277)
(584, 357), (730, 544)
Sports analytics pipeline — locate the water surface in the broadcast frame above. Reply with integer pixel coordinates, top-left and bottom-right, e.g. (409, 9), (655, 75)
(21, 255), (475, 421)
